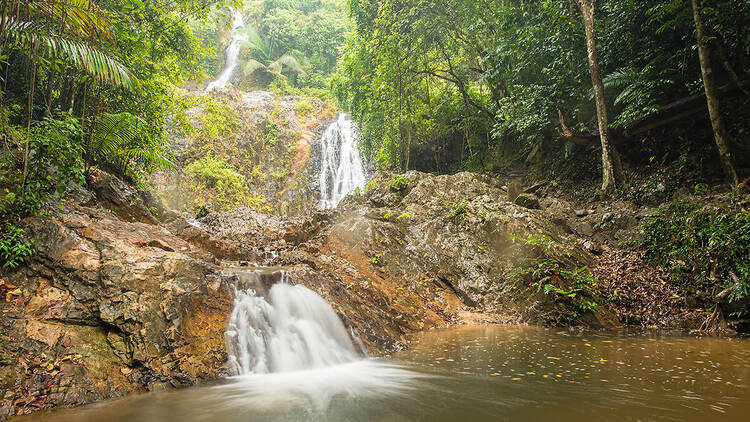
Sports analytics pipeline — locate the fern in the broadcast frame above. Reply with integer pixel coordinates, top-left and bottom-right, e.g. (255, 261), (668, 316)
(601, 65), (672, 129)
(88, 113), (174, 175)
(236, 26), (305, 76)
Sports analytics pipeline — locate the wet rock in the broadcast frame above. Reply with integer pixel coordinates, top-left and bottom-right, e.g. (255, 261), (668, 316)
(277, 171), (618, 345)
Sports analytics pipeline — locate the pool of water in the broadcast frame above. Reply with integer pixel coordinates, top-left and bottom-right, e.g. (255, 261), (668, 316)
(19, 325), (750, 421)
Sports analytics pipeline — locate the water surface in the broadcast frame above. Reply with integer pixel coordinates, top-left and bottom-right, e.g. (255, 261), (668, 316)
(20, 325), (750, 421)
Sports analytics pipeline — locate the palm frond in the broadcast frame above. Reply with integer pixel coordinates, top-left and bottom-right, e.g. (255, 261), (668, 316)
(269, 53), (305, 74)
(120, 148), (175, 170)
(243, 59), (265, 75)
(238, 26), (271, 61)
(30, 0), (113, 42)
(89, 112), (174, 172)
(90, 112), (139, 156)
(2, 16), (134, 90)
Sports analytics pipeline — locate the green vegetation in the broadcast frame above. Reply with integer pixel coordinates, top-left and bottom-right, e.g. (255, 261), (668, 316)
(364, 180), (379, 193)
(447, 200), (469, 220)
(196, 98), (240, 142)
(370, 253), (383, 265)
(337, 0), (748, 190)
(201, 0), (352, 97)
(396, 212), (413, 222)
(0, 0), (223, 268)
(0, 222), (35, 270)
(643, 196), (750, 315)
(185, 155), (264, 212)
(510, 234), (604, 318)
(388, 175), (409, 193)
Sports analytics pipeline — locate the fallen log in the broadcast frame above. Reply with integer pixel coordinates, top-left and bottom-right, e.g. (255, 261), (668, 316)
(558, 81), (748, 145)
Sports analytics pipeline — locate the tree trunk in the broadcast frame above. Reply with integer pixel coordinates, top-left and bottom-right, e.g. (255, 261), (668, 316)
(578, 0), (624, 196)
(692, 0), (740, 186)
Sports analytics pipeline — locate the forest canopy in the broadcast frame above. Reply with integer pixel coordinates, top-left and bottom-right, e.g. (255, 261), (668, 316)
(334, 0), (748, 191)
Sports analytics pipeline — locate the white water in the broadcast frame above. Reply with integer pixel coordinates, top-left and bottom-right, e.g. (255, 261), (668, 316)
(318, 114), (367, 209)
(224, 274), (360, 375)
(206, 9), (247, 91)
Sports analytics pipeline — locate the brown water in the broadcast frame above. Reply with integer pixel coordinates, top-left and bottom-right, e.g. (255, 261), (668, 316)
(18, 325), (750, 422)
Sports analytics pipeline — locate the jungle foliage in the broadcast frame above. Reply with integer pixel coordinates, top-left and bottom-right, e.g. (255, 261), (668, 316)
(0, 0), (231, 268)
(335, 0), (749, 188)
(643, 195), (750, 315)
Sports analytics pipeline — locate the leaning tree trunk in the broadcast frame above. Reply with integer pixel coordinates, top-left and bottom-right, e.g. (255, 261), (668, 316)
(578, 0), (624, 196)
(692, 0), (740, 186)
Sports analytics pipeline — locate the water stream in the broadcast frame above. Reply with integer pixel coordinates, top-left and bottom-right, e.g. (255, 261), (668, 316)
(18, 266), (750, 421)
(224, 267), (360, 375)
(318, 114), (367, 209)
(205, 9), (247, 91)
(19, 324), (750, 421)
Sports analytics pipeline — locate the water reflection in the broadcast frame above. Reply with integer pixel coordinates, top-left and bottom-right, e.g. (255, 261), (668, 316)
(18, 325), (750, 422)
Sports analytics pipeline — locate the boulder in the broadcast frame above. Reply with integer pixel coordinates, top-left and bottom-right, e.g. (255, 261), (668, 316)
(514, 193), (541, 209)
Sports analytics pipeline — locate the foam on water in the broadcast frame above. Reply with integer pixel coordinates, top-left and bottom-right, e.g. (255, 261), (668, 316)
(225, 282), (359, 375)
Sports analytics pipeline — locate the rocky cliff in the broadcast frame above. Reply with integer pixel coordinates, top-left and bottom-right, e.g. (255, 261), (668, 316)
(150, 90), (336, 217)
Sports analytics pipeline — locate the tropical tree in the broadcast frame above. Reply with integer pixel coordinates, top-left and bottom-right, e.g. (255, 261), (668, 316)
(1, 0), (135, 192)
(239, 26), (305, 78)
(577, 0), (624, 195)
(691, 0), (740, 186)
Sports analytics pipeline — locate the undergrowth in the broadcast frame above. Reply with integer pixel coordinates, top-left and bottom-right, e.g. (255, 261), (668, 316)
(643, 194), (750, 316)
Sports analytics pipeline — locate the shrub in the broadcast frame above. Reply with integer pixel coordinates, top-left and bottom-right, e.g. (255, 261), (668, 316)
(185, 155), (263, 211)
(389, 175), (408, 193)
(643, 197), (750, 314)
(0, 222), (34, 269)
(197, 98), (239, 141)
(509, 235), (603, 316)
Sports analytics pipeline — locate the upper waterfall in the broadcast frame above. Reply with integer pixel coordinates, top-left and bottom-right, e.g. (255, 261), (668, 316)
(318, 114), (367, 209)
(206, 9), (247, 91)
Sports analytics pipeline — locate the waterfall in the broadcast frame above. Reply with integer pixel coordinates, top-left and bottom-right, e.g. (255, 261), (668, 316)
(224, 269), (361, 375)
(206, 9), (247, 91)
(318, 114), (367, 209)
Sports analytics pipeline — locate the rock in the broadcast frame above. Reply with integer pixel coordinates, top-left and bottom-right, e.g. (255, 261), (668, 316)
(514, 193), (541, 209)
(25, 320), (62, 347)
(583, 240), (603, 255)
(1, 176), (236, 418)
(278, 171), (618, 343)
(575, 209), (594, 217)
(569, 221), (595, 237)
(87, 169), (158, 224)
(523, 182), (546, 194)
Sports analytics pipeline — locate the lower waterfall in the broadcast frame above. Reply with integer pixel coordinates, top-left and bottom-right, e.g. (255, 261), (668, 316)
(225, 278), (360, 375)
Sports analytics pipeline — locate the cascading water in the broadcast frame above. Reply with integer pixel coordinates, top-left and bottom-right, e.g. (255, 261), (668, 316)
(224, 269), (360, 376)
(318, 114), (367, 209)
(206, 9), (247, 91)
